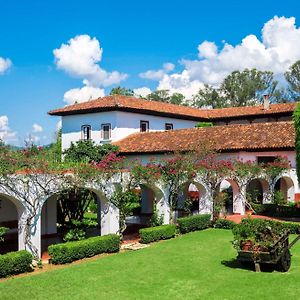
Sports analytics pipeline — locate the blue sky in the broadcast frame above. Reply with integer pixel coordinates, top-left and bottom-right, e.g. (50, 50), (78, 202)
(0, 0), (300, 146)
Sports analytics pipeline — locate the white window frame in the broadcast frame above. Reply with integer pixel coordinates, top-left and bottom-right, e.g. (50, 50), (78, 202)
(101, 123), (111, 140)
(81, 125), (91, 140)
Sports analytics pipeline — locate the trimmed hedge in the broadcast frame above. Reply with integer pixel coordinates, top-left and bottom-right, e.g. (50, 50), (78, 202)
(139, 224), (176, 244)
(177, 214), (211, 234)
(48, 234), (120, 264)
(213, 218), (236, 229)
(253, 203), (300, 218)
(0, 250), (32, 278)
(281, 221), (300, 234)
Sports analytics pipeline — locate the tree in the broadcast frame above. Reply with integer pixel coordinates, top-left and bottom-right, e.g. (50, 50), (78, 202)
(63, 140), (119, 163)
(146, 90), (185, 105)
(220, 69), (278, 106)
(192, 84), (225, 108)
(285, 60), (300, 101)
(293, 103), (300, 185)
(109, 86), (134, 96)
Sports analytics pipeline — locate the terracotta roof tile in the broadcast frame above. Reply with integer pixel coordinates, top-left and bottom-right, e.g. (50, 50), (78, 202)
(48, 95), (207, 120)
(114, 121), (294, 154)
(48, 95), (297, 120)
(202, 102), (297, 120)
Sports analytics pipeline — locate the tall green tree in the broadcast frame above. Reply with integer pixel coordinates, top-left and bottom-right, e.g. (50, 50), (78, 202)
(285, 60), (300, 101)
(293, 103), (300, 185)
(109, 86), (134, 96)
(220, 69), (278, 106)
(63, 140), (119, 163)
(192, 84), (224, 108)
(193, 69), (279, 108)
(146, 90), (185, 105)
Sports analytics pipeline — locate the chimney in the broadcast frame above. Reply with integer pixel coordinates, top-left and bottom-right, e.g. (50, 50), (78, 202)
(263, 94), (270, 110)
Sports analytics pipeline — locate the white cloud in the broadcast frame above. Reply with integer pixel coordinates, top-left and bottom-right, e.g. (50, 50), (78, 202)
(142, 16), (300, 99)
(0, 57), (12, 74)
(133, 87), (152, 97)
(32, 123), (43, 133)
(139, 62), (175, 81)
(63, 85), (105, 105)
(54, 34), (127, 87)
(158, 71), (204, 99)
(0, 116), (17, 142)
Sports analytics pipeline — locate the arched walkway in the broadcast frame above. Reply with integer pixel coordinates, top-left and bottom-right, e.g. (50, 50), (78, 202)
(246, 178), (270, 204)
(126, 183), (164, 231)
(0, 193), (25, 254)
(219, 179), (241, 215)
(177, 181), (208, 218)
(274, 176), (295, 203)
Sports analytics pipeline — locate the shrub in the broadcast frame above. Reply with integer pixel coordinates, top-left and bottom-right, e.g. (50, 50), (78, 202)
(0, 250), (32, 278)
(139, 224), (176, 244)
(213, 218), (236, 229)
(0, 227), (8, 242)
(48, 234), (120, 264)
(177, 214), (211, 234)
(63, 228), (86, 242)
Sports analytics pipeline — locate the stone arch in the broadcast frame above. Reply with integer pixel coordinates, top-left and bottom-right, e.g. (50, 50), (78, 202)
(177, 181), (208, 217)
(125, 183), (164, 229)
(274, 176), (295, 203)
(218, 178), (241, 215)
(0, 193), (26, 253)
(39, 184), (118, 258)
(246, 178), (270, 204)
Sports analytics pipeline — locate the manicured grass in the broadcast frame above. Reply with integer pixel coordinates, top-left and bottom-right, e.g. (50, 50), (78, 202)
(1, 229), (300, 299)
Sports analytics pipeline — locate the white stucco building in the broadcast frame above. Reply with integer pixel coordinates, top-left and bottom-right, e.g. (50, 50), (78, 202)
(0, 95), (299, 258)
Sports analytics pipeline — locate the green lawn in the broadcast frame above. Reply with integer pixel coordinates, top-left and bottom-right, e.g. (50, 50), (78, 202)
(1, 229), (300, 300)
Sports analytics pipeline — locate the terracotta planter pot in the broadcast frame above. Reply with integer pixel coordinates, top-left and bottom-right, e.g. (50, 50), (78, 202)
(241, 240), (253, 251)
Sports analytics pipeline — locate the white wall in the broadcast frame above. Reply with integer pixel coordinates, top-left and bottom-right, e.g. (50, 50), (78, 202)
(61, 110), (198, 150)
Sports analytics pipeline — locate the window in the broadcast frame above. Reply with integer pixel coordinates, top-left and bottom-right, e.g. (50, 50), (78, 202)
(140, 120), (149, 132)
(165, 123), (173, 130)
(81, 125), (91, 140)
(101, 123), (111, 140)
(257, 156), (277, 164)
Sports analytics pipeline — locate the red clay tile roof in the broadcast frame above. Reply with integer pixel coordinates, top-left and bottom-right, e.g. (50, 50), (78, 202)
(48, 95), (297, 121)
(48, 95), (208, 120)
(114, 121), (294, 154)
(202, 102), (297, 120)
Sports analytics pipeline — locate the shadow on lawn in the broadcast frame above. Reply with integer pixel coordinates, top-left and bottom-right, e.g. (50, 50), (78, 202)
(221, 259), (275, 272)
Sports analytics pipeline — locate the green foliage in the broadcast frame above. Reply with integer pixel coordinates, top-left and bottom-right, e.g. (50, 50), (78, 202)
(221, 69), (278, 106)
(0, 227), (8, 242)
(63, 140), (119, 163)
(146, 90), (185, 105)
(213, 218), (236, 229)
(177, 214), (211, 234)
(109, 86), (134, 96)
(48, 234), (120, 264)
(232, 218), (287, 251)
(272, 190), (286, 205)
(148, 209), (164, 227)
(193, 69), (280, 108)
(139, 224), (176, 244)
(63, 228), (86, 242)
(195, 122), (213, 128)
(293, 102), (300, 185)
(192, 84), (225, 108)
(110, 188), (141, 236)
(285, 60), (300, 101)
(57, 188), (96, 225)
(0, 250), (32, 278)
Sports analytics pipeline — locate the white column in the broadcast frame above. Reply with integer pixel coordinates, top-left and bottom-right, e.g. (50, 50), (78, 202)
(18, 208), (27, 251)
(156, 195), (170, 225)
(233, 186), (246, 215)
(100, 201), (119, 235)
